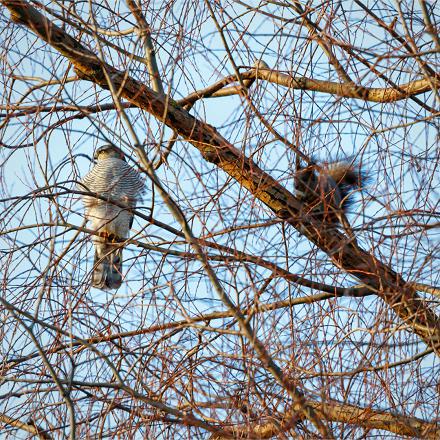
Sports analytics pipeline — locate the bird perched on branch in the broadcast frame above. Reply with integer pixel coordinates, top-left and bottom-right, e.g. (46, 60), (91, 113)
(80, 145), (144, 289)
(294, 158), (366, 223)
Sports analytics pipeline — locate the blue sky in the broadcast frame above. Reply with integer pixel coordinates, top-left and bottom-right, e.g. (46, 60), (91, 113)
(0, 0), (439, 436)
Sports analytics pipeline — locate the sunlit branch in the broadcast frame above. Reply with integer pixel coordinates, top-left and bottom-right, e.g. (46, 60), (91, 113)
(211, 398), (440, 439)
(0, 412), (53, 439)
(177, 67), (439, 106)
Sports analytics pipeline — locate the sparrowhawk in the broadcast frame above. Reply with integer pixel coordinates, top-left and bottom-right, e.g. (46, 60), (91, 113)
(80, 145), (144, 289)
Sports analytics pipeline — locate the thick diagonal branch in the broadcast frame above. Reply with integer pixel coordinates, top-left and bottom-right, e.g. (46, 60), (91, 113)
(2, 0), (439, 357)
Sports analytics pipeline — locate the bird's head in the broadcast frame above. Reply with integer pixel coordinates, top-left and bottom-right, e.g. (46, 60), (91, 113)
(94, 144), (126, 161)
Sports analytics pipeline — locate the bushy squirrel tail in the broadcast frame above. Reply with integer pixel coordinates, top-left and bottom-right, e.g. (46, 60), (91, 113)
(295, 158), (366, 221)
(325, 161), (366, 209)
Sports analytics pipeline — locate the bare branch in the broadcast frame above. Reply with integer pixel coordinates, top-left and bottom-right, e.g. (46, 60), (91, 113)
(125, 0), (164, 95)
(3, 0), (437, 353)
(0, 412), (53, 439)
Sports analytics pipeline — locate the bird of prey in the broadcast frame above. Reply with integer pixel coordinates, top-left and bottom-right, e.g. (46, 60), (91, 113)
(80, 145), (144, 289)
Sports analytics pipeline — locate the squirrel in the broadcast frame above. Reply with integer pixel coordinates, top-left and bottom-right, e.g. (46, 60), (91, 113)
(294, 158), (366, 223)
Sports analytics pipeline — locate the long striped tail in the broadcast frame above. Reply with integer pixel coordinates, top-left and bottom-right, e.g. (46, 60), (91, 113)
(92, 242), (123, 289)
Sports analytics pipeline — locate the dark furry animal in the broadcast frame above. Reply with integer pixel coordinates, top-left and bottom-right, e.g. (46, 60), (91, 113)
(294, 159), (366, 223)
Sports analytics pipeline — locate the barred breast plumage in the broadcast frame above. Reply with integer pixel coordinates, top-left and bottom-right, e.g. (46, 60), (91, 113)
(82, 157), (144, 204)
